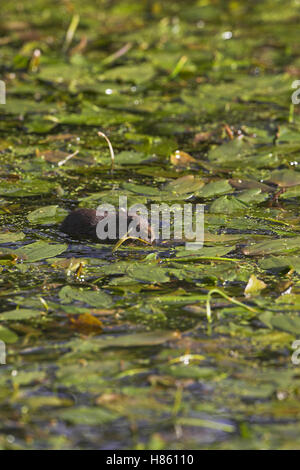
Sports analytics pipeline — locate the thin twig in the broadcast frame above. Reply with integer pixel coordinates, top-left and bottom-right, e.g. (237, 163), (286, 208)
(58, 150), (79, 167)
(102, 42), (133, 66)
(98, 131), (115, 171)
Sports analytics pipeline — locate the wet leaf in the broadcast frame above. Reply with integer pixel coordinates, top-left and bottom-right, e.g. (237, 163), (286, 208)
(0, 325), (18, 343)
(262, 314), (300, 336)
(243, 237), (300, 256)
(70, 313), (103, 335)
(268, 170), (300, 187)
(210, 196), (248, 213)
(164, 175), (204, 195)
(27, 206), (68, 225)
(59, 286), (112, 308)
(59, 406), (118, 425)
(196, 180), (232, 198)
(170, 150), (197, 167)
(16, 241), (68, 262)
(0, 232), (25, 243)
(0, 179), (57, 197)
(0, 309), (43, 321)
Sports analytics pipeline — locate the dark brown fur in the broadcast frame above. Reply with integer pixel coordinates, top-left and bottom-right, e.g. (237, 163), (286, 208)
(61, 208), (155, 243)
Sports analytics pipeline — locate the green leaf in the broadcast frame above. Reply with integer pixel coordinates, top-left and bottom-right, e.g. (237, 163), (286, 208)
(0, 232), (25, 243)
(263, 314), (300, 335)
(237, 188), (267, 204)
(101, 63), (155, 84)
(196, 180), (232, 198)
(164, 175), (204, 195)
(0, 179), (57, 197)
(126, 263), (170, 283)
(0, 309), (43, 321)
(122, 182), (162, 197)
(117, 151), (148, 165)
(244, 274), (267, 296)
(258, 256), (295, 272)
(243, 237), (300, 256)
(16, 241), (68, 262)
(268, 170), (300, 187)
(64, 331), (178, 356)
(210, 196), (248, 213)
(59, 286), (112, 308)
(0, 325), (18, 343)
(59, 406), (118, 425)
(27, 206), (68, 225)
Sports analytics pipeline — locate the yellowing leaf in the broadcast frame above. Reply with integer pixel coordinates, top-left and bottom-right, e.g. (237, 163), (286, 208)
(244, 274), (267, 296)
(70, 313), (103, 335)
(170, 150), (196, 167)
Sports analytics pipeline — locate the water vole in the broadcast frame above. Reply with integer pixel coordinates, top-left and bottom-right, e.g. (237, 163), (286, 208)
(61, 208), (155, 243)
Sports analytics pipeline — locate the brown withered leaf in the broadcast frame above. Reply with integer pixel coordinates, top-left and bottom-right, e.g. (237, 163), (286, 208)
(170, 150), (197, 167)
(70, 313), (103, 335)
(193, 131), (214, 145)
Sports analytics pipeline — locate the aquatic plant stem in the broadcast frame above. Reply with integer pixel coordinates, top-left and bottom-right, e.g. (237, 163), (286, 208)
(98, 131), (115, 171)
(206, 288), (258, 323)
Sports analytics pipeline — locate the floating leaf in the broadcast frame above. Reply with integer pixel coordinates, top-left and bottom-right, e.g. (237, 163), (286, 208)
(59, 286), (112, 308)
(70, 313), (103, 335)
(101, 63), (155, 84)
(59, 406), (118, 425)
(268, 170), (300, 187)
(126, 263), (170, 283)
(27, 206), (68, 225)
(237, 188), (268, 204)
(196, 180), (232, 198)
(243, 237), (300, 256)
(258, 256), (295, 272)
(0, 309), (43, 321)
(164, 175), (204, 195)
(170, 150), (197, 167)
(0, 179), (57, 197)
(16, 241), (68, 262)
(0, 232), (25, 243)
(210, 196), (248, 213)
(0, 325), (18, 343)
(117, 151), (149, 165)
(261, 314), (300, 336)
